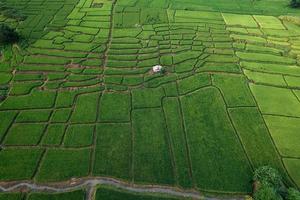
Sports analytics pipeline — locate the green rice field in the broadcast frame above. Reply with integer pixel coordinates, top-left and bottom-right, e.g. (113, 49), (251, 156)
(0, 0), (300, 199)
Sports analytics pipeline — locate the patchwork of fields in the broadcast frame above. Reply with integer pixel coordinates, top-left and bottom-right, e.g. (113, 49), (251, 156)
(0, 0), (300, 198)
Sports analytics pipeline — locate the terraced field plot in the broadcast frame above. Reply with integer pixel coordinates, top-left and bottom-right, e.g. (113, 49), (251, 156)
(0, 0), (300, 199)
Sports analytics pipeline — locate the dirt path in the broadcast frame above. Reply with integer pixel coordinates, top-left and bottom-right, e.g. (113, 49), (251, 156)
(0, 177), (245, 200)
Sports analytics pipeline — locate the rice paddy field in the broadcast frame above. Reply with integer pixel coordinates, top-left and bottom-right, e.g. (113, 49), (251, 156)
(0, 0), (300, 199)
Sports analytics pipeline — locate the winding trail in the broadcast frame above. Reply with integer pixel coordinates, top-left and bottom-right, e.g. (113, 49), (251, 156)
(0, 177), (245, 200)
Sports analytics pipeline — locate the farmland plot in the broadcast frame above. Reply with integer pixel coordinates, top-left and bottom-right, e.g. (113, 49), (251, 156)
(0, 0), (300, 198)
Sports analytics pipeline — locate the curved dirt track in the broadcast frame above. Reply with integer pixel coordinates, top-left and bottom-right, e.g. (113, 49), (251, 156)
(0, 177), (245, 200)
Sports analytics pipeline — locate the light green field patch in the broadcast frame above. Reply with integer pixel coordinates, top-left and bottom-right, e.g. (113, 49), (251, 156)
(163, 98), (192, 188)
(212, 74), (255, 107)
(254, 15), (285, 30)
(178, 73), (211, 95)
(99, 92), (131, 122)
(241, 62), (300, 76)
(36, 149), (91, 182)
(229, 108), (285, 170)
(283, 158), (300, 187)
(236, 52), (296, 64)
(264, 115), (300, 158)
(0, 90), (56, 110)
(132, 87), (165, 108)
(70, 92), (100, 123)
(133, 108), (174, 185)
(285, 76), (300, 88)
(250, 84), (300, 117)
(113, 28), (142, 38)
(94, 124), (131, 180)
(245, 44), (284, 55)
(176, 10), (222, 20)
(231, 34), (266, 44)
(244, 69), (286, 87)
(222, 13), (258, 28)
(181, 87), (252, 192)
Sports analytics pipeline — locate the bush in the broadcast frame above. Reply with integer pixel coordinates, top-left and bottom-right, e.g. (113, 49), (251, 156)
(0, 89), (7, 102)
(287, 188), (300, 200)
(253, 166), (282, 189)
(0, 24), (20, 44)
(290, 0), (300, 8)
(254, 184), (283, 200)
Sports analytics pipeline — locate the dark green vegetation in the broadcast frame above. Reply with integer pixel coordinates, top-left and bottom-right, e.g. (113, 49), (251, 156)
(0, 190), (85, 200)
(0, 0), (300, 198)
(290, 0), (300, 8)
(252, 166), (300, 200)
(0, 24), (20, 45)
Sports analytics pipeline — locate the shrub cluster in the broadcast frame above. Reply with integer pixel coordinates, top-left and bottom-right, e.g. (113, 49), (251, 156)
(290, 0), (300, 8)
(0, 86), (8, 102)
(253, 166), (300, 200)
(0, 24), (20, 45)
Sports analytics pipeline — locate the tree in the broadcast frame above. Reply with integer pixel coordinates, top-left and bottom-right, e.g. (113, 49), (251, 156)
(290, 0), (300, 8)
(287, 188), (300, 200)
(253, 166), (282, 190)
(0, 24), (20, 45)
(254, 184), (283, 200)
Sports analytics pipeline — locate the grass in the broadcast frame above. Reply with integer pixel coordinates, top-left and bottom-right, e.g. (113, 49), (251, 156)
(51, 109), (72, 123)
(132, 87), (165, 108)
(99, 92), (131, 122)
(228, 108), (290, 180)
(41, 124), (66, 146)
(181, 87), (252, 192)
(222, 13), (258, 27)
(36, 149), (91, 182)
(0, 193), (25, 200)
(0, 90), (56, 110)
(250, 84), (300, 117)
(27, 190), (85, 200)
(16, 109), (51, 122)
(162, 98), (192, 188)
(243, 69), (287, 87)
(93, 124), (131, 180)
(254, 15), (285, 30)
(283, 158), (300, 187)
(96, 186), (184, 200)
(0, 0), (300, 195)
(0, 148), (43, 180)
(132, 108), (174, 185)
(0, 111), (17, 141)
(64, 124), (94, 147)
(264, 115), (300, 158)
(70, 92), (100, 123)
(177, 73), (211, 95)
(212, 74), (256, 107)
(4, 123), (46, 145)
